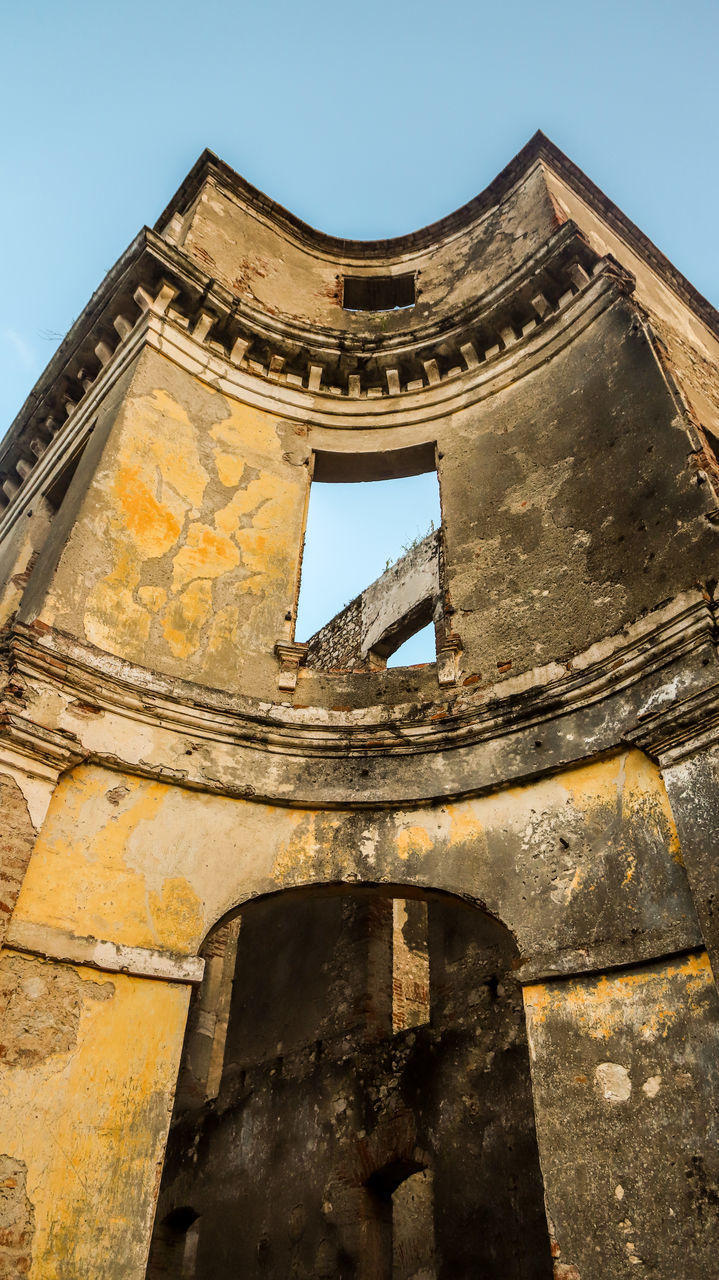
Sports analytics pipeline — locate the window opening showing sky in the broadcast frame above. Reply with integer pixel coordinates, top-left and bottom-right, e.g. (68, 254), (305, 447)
(387, 621), (436, 668)
(296, 471), (442, 665)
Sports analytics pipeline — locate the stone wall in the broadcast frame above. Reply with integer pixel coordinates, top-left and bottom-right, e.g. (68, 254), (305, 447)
(0, 134), (718, 1278)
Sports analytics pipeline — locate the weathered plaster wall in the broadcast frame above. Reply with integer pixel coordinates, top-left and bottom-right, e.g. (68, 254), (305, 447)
(661, 743), (719, 981)
(1, 747), (702, 1276)
(20, 348), (309, 697)
(543, 165), (719, 441)
(0, 1152), (34, 1279)
(0, 948), (189, 1280)
(0, 773), (38, 949)
(438, 293), (717, 685)
(6, 751), (695, 975)
(174, 163), (560, 337)
(0, 498), (54, 630)
(301, 281), (717, 693)
(525, 952), (719, 1280)
(10, 277), (718, 707)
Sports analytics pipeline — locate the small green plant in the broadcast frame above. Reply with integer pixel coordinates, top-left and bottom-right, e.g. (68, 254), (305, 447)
(383, 521), (437, 571)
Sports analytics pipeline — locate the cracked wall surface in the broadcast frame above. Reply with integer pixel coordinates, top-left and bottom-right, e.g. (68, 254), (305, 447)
(525, 953), (719, 1278)
(0, 950), (188, 1279)
(6, 752), (692, 971)
(0, 135), (718, 1278)
(0, 1153), (34, 1280)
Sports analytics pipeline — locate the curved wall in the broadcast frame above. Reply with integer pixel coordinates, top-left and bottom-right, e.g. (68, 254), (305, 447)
(0, 135), (718, 1280)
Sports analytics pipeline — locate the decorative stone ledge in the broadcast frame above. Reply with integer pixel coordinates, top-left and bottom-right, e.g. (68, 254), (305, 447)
(5, 919), (205, 985)
(626, 683), (719, 765)
(0, 224), (619, 522)
(1, 591), (716, 812)
(274, 640), (308, 692)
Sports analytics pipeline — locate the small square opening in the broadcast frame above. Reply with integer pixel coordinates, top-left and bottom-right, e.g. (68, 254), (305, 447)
(342, 273), (415, 312)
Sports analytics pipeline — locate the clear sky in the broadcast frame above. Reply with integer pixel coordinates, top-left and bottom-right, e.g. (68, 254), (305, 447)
(295, 472), (442, 658)
(1, 0), (717, 662)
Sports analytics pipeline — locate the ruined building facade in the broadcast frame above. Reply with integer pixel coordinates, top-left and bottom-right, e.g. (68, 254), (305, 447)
(0, 133), (718, 1278)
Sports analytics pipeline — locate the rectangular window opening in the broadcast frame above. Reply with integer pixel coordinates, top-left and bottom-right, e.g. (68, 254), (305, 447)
(342, 273), (415, 313)
(392, 898), (430, 1032)
(44, 440), (88, 515)
(295, 450), (441, 672)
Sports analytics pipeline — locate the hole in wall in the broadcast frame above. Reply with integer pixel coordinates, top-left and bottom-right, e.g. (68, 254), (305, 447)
(147, 1207), (200, 1278)
(342, 273), (415, 312)
(44, 440), (88, 514)
(372, 1165), (435, 1280)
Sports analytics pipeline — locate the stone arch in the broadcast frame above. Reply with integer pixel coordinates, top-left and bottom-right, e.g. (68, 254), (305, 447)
(200, 879), (508, 949)
(150, 882), (554, 1279)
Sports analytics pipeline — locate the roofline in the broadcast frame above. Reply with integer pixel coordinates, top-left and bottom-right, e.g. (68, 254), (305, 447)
(153, 134), (553, 257)
(154, 131), (719, 337)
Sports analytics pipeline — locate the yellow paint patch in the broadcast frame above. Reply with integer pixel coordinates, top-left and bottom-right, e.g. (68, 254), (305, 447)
(209, 399), (281, 459)
(84, 549), (151, 652)
(137, 585), (167, 612)
(170, 522), (240, 592)
(524, 952), (712, 1043)
(161, 579), (214, 659)
(130, 387), (209, 511)
(271, 810), (344, 887)
(83, 384), (211, 657)
(396, 824), (434, 862)
(33, 361), (309, 683)
(0, 955), (189, 1279)
(83, 378), (301, 676)
(10, 767), (209, 953)
(115, 458), (183, 555)
(214, 452), (246, 487)
(149, 876), (204, 946)
(621, 749), (683, 864)
(206, 602), (242, 659)
(447, 806), (486, 846)
(554, 754), (625, 808)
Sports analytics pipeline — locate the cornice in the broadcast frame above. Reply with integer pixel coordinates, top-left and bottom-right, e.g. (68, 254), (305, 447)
(155, 134), (719, 337)
(5, 919), (204, 985)
(0, 219), (597, 486)
(5, 131), (718, 520)
(155, 146), (552, 260)
(1, 591), (716, 810)
(0, 709), (84, 776)
(626, 683), (719, 766)
(8, 593), (711, 755)
(0, 240), (629, 534)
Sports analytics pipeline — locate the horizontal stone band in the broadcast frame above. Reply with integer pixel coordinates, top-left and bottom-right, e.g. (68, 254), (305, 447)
(4, 918), (205, 985)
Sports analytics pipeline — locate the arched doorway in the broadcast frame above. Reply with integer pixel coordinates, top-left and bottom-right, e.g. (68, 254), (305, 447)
(147, 886), (552, 1279)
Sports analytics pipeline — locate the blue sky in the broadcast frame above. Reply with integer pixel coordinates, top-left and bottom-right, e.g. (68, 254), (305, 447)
(1, 0), (717, 662)
(295, 472), (442, 658)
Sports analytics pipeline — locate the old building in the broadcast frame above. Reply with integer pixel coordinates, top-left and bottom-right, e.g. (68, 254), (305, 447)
(0, 131), (718, 1278)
